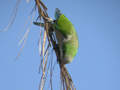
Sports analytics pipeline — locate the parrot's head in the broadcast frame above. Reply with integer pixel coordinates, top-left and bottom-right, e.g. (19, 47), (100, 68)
(55, 8), (62, 20)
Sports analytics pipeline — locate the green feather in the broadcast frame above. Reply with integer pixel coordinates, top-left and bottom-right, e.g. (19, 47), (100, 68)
(54, 14), (79, 64)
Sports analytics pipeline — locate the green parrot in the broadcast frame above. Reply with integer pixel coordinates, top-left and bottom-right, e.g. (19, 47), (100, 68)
(53, 8), (78, 64)
(34, 8), (79, 64)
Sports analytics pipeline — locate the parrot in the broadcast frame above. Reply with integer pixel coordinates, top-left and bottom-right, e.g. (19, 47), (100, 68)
(33, 8), (79, 64)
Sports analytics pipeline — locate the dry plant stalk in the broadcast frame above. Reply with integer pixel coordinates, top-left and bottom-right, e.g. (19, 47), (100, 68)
(1, 0), (76, 89)
(0, 0), (21, 32)
(35, 0), (76, 90)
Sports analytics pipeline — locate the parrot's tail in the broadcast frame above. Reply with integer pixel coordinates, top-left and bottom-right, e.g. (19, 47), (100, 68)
(60, 64), (76, 90)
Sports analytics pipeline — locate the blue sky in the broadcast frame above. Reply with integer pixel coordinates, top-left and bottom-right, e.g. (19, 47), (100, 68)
(0, 0), (120, 90)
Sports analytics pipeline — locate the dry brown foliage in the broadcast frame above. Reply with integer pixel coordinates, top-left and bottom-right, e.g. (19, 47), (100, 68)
(35, 0), (76, 90)
(1, 0), (76, 89)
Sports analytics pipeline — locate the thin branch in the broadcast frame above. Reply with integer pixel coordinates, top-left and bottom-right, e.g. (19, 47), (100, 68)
(0, 0), (21, 32)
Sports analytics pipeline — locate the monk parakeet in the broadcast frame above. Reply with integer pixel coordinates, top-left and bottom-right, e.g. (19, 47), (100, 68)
(34, 8), (78, 64)
(53, 8), (78, 64)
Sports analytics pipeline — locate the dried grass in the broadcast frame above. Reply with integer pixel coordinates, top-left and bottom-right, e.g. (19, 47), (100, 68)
(1, 0), (76, 89)
(35, 0), (76, 90)
(0, 0), (21, 32)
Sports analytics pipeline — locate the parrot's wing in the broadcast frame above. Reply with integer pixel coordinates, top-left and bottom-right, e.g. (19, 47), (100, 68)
(54, 14), (75, 42)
